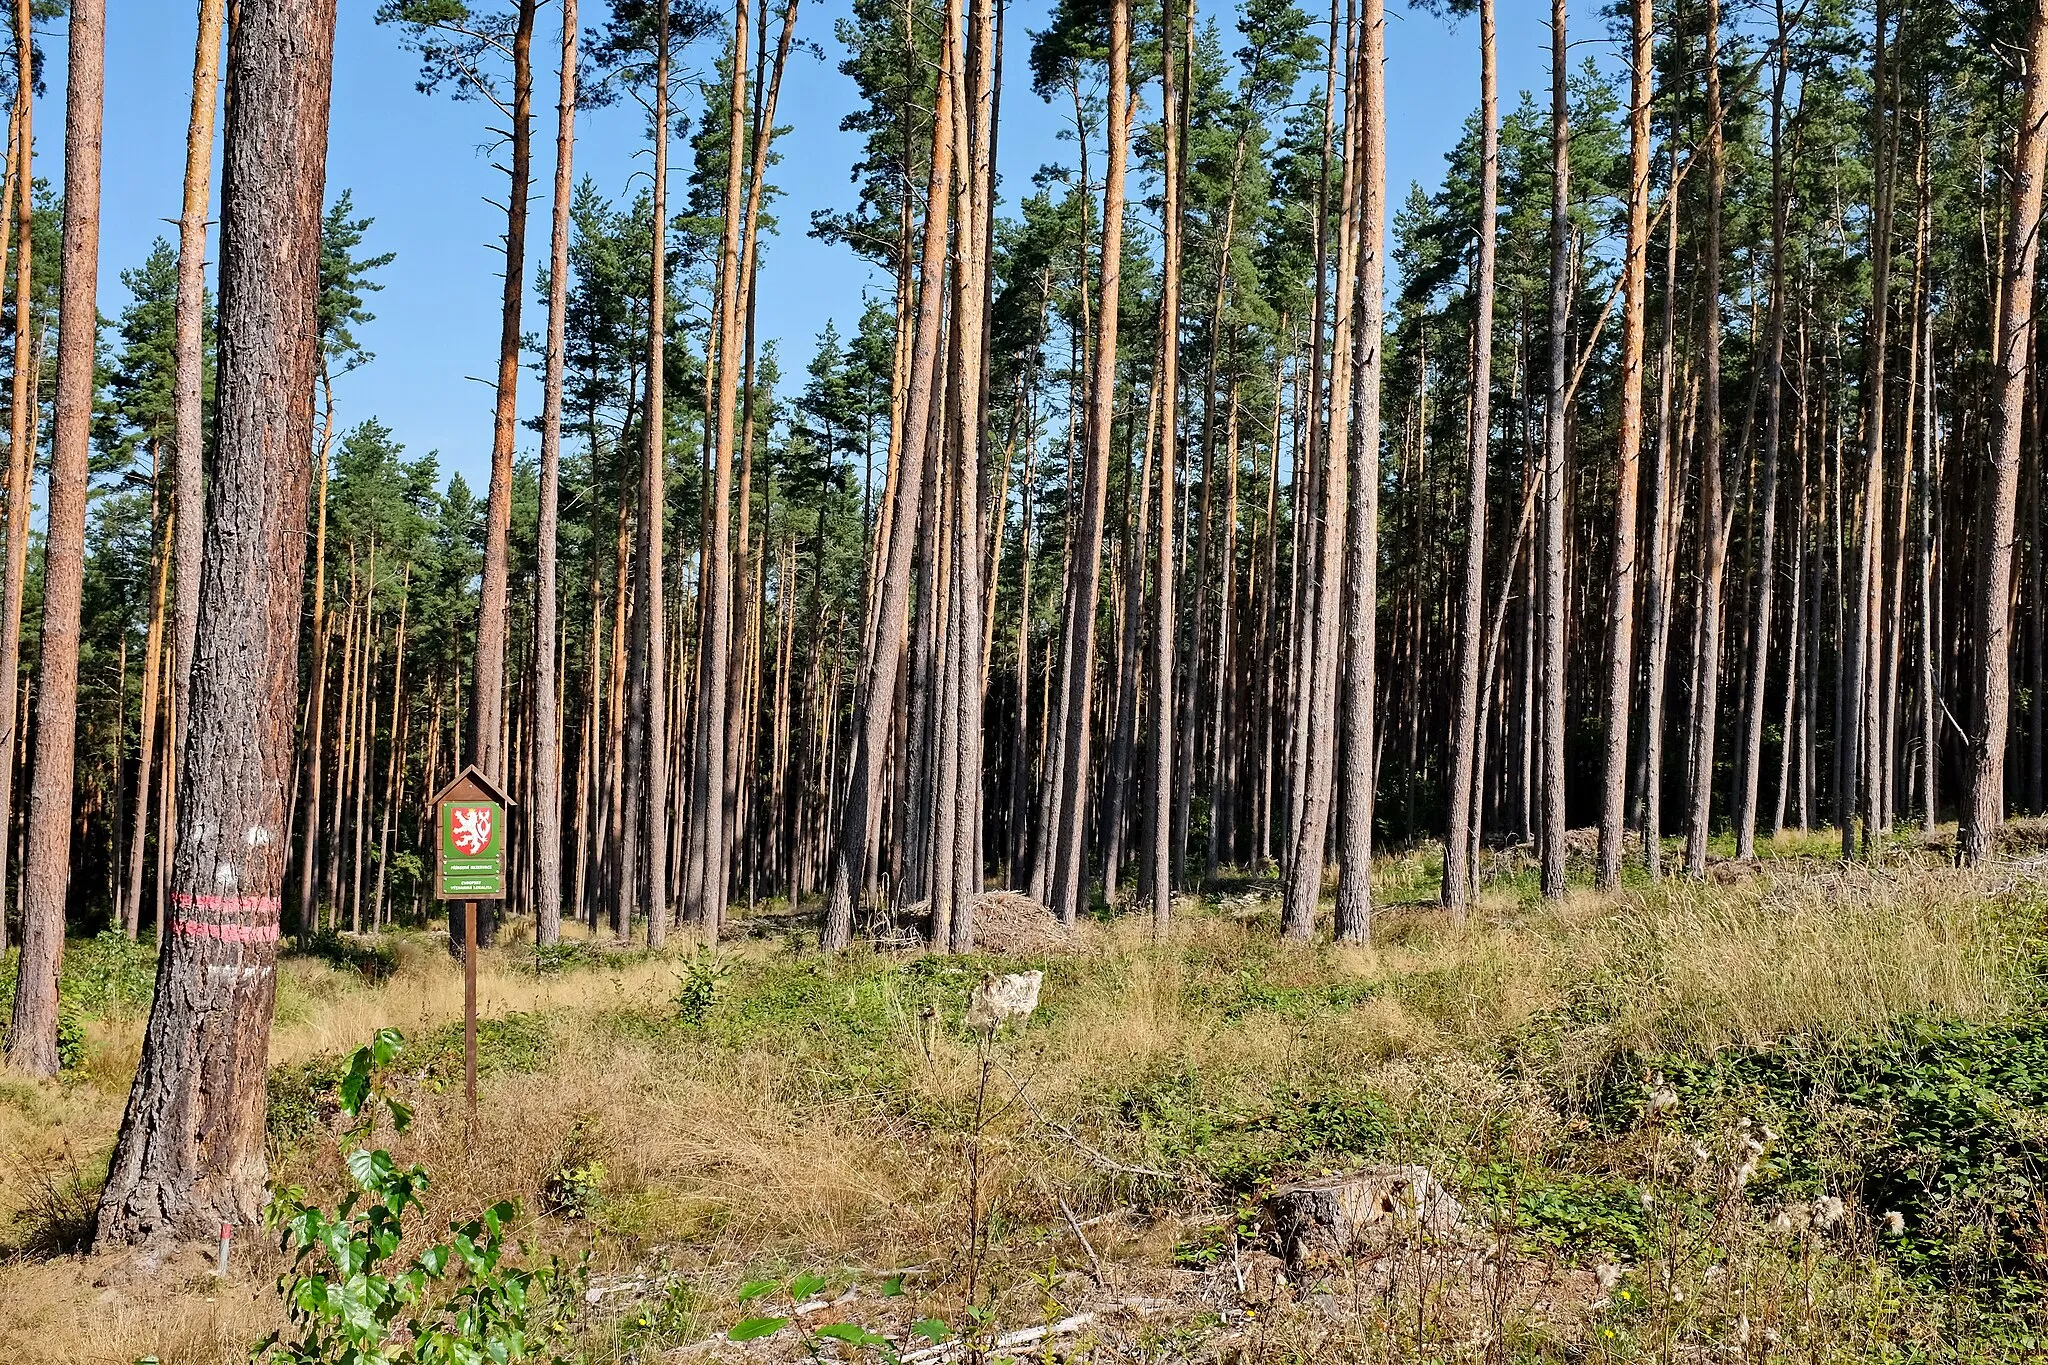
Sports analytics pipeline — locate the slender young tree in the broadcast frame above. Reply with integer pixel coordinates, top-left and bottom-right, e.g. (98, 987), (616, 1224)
(1961, 0), (2048, 864)
(4, 0), (103, 1077)
(95, 0), (338, 1245)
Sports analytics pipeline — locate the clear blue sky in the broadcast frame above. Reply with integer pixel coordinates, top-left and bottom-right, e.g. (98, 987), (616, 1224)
(54, 0), (1563, 494)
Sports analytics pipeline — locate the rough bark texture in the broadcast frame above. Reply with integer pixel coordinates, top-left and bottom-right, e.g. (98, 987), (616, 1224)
(95, 0), (336, 1247)
(1442, 0), (1495, 915)
(1595, 0), (1650, 889)
(1961, 0), (2048, 864)
(533, 0), (577, 946)
(5, 0), (104, 1077)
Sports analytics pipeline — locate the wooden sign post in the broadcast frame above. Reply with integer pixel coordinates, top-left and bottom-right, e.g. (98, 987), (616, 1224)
(431, 764), (511, 1136)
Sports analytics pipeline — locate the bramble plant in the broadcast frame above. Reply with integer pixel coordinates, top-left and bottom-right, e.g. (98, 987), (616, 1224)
(255, 1028), (585, 1364)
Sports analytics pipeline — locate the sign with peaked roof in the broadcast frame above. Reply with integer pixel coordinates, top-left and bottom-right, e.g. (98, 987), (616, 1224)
(433, 764), (512, 900)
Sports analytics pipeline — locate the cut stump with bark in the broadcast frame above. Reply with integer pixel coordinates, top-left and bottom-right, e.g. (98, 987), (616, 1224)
(1265, 1166), (1470, 1270)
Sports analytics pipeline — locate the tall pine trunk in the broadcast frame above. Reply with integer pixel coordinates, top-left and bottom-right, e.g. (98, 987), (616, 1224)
(1596, 0), (1650, 888)
(94, 0), (336, 1244)
(1961, 0), (2048, 863)
(532, 0), (577, 946)
(5, 0), (103, 1077)
(1537, 0), (1569, 900)
(473, 0), (538, 788)
(1333, 0), (1384, 945)
(1442, 0), (1495, 915)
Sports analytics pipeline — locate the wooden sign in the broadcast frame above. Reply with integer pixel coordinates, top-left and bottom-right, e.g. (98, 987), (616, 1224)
(432, 765), (511, 900)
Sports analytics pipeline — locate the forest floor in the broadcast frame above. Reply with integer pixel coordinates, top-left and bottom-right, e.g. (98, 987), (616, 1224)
(4, 828), (2048, 1363)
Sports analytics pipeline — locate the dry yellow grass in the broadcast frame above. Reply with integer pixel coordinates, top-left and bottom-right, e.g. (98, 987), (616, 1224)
(0, 850), (2037, 1363)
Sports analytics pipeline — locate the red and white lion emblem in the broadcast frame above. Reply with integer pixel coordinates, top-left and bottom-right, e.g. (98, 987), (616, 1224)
(450, 805), (493, 856)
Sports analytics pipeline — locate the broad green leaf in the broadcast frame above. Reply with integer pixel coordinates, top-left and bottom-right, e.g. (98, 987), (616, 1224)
(728, 1316), (789, 1342)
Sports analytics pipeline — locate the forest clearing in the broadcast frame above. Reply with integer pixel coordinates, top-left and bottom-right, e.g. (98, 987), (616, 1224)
(5, 833), (2047, 1363)
(1, 0), (2047, 1358)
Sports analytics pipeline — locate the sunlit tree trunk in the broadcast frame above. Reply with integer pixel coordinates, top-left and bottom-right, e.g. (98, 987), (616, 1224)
(1961, 0), (2048, 864)
(1442, 0), (1495, 915)
(1596, 0), (1650, 888)
(95, 0), (336, 1245)
(6, 0), (104, 1077)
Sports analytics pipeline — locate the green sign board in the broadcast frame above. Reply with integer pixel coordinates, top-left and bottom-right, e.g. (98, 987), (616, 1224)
(433, 766), (510, 900)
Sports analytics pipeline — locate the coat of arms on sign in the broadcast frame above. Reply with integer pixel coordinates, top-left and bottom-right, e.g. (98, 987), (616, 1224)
(451, 805), (493, 855)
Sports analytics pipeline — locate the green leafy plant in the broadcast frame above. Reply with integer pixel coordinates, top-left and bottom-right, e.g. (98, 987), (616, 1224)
(255, 1027), (585, 1364)
(672, 946), (731, 1027)
(724, 1272), (947, 1362)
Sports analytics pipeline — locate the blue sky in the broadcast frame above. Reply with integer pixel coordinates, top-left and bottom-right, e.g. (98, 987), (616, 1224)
(59, 0), (1563, 494)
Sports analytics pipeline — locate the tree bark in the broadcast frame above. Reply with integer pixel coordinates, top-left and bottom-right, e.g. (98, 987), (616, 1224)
(1537, 0), (1569, 900)
(1333, 0), (1384, 945)
(1682, 0), (1725, 880)
(1596, 0), (1650, 888)
(1961, 0), (2048, 863)
(5, 0), (103, 1077)
(1046, 0), (1129, 925)
(824, 1), (957, 948)
(532, 0), (576, 946)
(472, 0), (538, 790)
(95, 0), (335, 1246)
(1442, 0), (1495, 915)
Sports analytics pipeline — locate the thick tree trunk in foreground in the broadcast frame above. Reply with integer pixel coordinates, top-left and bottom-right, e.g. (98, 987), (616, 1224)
(1595, 0), (1651, 889)
(1442, 0), (1495, 917)
(532, 0), (577, 946)
(5, 0), (104, 1077)
(95, 0), (336, 1247)
(1961, 0), (2048, 864)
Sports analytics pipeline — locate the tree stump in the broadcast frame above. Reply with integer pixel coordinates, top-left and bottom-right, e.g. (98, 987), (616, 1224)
(1264, 1166), (1469, 1271)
